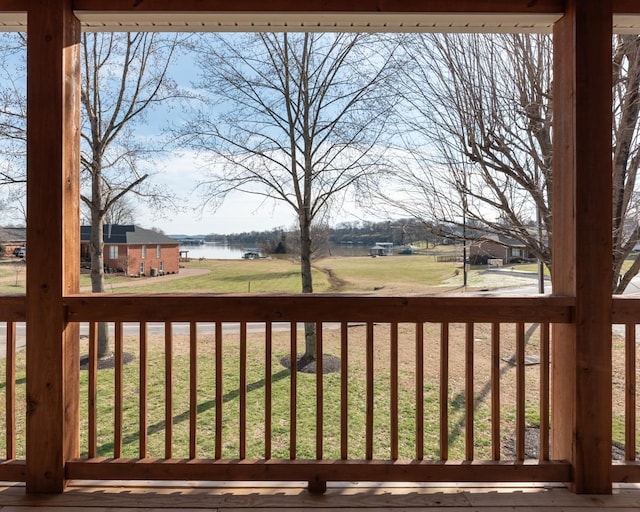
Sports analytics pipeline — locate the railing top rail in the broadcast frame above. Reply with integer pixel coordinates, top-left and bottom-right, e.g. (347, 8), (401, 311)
(0, 296), (26, 321)
(64, 294), (574, 323)
(613, 296), (640, 323)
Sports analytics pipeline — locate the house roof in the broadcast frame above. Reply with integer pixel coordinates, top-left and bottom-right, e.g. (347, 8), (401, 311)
(80, 225), (178, 245)
(0, 226), (26, 243)
(476, 233), (527, 248)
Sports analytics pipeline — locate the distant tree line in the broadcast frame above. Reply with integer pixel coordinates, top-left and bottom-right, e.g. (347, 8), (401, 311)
(207, 218), (449, 254)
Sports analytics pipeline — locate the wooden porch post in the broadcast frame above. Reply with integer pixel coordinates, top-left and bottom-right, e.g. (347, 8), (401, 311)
(552, 0), (613, 494)
(26, 0), (81, 493)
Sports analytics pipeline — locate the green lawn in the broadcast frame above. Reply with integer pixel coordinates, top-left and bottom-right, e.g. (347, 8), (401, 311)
(2, 321), (608, 462)
(312, 256), (459, 294)
(107, 259), (330, 294)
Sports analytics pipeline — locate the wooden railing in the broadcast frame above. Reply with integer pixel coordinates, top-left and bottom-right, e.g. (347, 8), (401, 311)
(612, 297), (640, 483)
(4, 294), (640, 487)
(64, 295), (573, 486)
(0, 296), (26, 482)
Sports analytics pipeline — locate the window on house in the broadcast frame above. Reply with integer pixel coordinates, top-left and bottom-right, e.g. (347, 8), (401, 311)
(159, 260), (164, 272)
(156, 244), (161, 258)
(109, 245), (118, 259)
(141, 245), (147, 259)
(139, 262), (145, 275)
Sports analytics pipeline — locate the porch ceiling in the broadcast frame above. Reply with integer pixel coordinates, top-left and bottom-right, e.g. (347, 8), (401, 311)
(0, 12), (640, 33)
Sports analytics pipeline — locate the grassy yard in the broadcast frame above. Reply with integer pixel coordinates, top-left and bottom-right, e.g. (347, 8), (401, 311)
(314, 256), (459, 294)
(0, 321), (562, 461)
(103, 258), (331, 294)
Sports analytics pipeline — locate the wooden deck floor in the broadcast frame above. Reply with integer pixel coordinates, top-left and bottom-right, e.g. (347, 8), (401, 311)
(0, 482), (638, 510)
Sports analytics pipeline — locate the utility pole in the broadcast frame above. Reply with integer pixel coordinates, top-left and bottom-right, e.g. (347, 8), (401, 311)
(537, 183), (545, 294)
(462, 170), (468, 288)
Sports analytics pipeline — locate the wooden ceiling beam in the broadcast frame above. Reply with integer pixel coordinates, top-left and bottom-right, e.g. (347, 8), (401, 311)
(72, 0), (564, 14)
(0, 0), (26, 10)
(0, 0), (638, 15)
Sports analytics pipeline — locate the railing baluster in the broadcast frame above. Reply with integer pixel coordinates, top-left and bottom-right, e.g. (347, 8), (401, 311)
(265, 321), (272, 460)
(390, 322), (399, 460)
(316, 322), (323, 460)
(516, 322), (525, 461)
(215, 322), (222, 459)
(114, 322), (123, 458)
(465, 322), (474, 462)
(340, 321), (348, 460)
(6, 321), (15, 460)
(491, 322), (500, 461)
(540, 322), (550, 461)
(239, 321), (247, 459)
(165, 322), (173, 459)
(626, 323), (637, 461)
(189, 322), (198, 459)
(416, 323), (424, 460)
(88, 322), (97, 458)
(290, 323), (297, 460)
(139, 322), (148, 458)
(366, 322), (374, 460)
(440, 323), (449, 461)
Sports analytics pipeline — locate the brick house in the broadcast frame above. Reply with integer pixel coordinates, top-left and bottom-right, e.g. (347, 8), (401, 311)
(81, 224), (180, 276)
(0, 226), (27, 256)
(468, 233), (534, 265)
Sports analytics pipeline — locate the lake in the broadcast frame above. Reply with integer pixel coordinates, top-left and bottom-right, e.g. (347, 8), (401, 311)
(180, 242), (372, 259)
(180, 243), (246, 259)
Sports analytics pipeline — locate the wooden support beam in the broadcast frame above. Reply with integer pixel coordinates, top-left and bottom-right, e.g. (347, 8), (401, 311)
(552, 0), (613, 494)
(26, 0), (80, 493)
(0, 1), (27, 11)
(72, 0), (564, 14)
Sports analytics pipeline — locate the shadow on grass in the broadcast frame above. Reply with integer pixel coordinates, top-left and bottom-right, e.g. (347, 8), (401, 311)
(447, 323), (540, 454)
(0, 376), (27, 390)
(95, 368), (291, 457)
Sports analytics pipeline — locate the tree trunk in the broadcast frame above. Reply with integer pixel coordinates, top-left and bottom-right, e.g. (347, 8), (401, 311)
(299, 217), (316, 361)
(90, 203), (109, 357)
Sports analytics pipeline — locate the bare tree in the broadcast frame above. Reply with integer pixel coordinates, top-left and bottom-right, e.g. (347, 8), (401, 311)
(180, 32), (397, 360)
(612, 35), (640, 293)
(386, 34), (552, 267)
(0, 33), (28, 224)
(387, 33), (640, 294)
(81, 32), (182, 356)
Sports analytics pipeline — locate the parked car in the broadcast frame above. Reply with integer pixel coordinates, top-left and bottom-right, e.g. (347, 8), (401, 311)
(13, 247), (25, 258)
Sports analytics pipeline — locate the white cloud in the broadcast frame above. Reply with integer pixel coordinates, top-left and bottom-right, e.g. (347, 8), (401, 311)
(136, 151), (295, 235)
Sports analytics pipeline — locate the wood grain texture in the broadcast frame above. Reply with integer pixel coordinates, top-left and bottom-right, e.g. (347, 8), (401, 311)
(64, 295), (574, 323)
(64, 458), (572, 483)
(0, 481), (639, 510)
(26, 0), (80, 493)
(72, 0), (564, 14)
(552, 0), (613, 494)
(0, 297), (26, 321)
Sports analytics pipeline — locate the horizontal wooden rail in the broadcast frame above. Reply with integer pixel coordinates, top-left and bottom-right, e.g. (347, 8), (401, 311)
(612, 297), (640, 323)
(0, 460), (25, 482)
(0, 297), (26, 322)
(66, 458), (571, 483)
(613, 462), (640, 483)
(65, 295), (574, 324)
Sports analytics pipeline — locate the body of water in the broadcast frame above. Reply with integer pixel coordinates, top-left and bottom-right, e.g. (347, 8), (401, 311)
(180, 243), (246, 259)
(180, 242), (373, 259)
